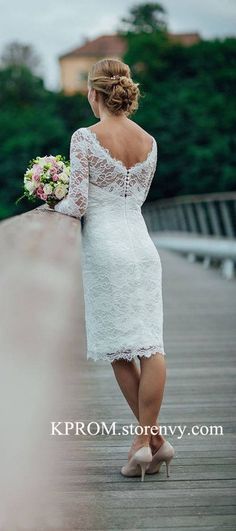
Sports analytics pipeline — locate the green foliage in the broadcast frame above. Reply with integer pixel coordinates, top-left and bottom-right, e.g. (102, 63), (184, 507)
(0, 66), (94, 219)
(0, 19), (235, 219)
(119, 2), (167, 34)
(123, 33), (236, 199)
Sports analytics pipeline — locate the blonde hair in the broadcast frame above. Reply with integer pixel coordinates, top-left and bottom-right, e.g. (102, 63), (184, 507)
(88, 58), (140, 116)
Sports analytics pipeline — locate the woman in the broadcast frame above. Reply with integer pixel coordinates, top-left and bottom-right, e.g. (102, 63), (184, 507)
(54, 58), (175, 481)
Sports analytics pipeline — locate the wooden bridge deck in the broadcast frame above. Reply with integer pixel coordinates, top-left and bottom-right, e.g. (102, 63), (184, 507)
(0, 209), (235, 529)
(55, 243), (236, 530)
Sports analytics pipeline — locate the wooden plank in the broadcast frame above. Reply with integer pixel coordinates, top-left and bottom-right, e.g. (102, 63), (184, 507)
(0, 209), (236, 529)
(46, 243), (236, 529)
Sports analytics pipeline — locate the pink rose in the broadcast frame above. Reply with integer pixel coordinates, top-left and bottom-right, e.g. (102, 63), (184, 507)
(37, 188), (47, 200)
(33, 164), (41, 173)
(36, 186), (44, 198)
(52, 174), (59, 181)
(32, 165), (42, 181)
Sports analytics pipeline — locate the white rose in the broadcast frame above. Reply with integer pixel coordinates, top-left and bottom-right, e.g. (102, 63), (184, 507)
(38, 157), (47, 168)
(54, 183), (67, 200)
(25, 181), (37, 194)
(43, 184), (53, 195)
(25, 169), (33, 177)
(60, 172), (69, 184)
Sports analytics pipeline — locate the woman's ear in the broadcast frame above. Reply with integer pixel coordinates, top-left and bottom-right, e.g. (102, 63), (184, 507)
(93, 88), (98, 102)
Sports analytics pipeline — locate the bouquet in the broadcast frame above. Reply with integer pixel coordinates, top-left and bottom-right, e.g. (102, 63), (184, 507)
(16, 155), (70, 209)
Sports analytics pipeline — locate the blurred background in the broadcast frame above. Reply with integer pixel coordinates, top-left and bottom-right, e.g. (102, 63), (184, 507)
(0, 0), (235, 221)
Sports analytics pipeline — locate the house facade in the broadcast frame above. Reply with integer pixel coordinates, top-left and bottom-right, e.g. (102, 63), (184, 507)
(58, 32), (201, 95)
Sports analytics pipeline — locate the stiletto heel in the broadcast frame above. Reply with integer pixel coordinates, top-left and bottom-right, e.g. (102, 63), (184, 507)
(121, 445), (152, 481)
(146, 441), (175, 476)
(140, 463), (148, 482)
(165, 458), (171, 477)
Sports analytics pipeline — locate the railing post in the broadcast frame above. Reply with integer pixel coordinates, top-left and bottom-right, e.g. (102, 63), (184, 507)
(195, 202), (209, 235)
(207, 201), (222, 236)
(177, 205), (188, 231)
(185, 203), (198, 233)
(219, 201), (235, 238)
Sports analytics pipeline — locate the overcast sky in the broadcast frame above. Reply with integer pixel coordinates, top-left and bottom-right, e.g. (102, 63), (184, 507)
(0, 0), (235, 90)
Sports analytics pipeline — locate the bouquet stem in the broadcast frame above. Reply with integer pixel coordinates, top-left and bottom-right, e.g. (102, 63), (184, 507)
(46, 199), (58, 209)
(15, 194), (25, 205)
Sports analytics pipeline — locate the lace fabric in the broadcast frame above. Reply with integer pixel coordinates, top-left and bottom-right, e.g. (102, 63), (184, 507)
(54, 127), (166, 362)
(88, 345), (166, 363)
(54, 127), (158, 216)
(54, 129), (89, 218)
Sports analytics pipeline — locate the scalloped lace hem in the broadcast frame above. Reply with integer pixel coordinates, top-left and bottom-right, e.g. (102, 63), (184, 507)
(87, 345), (166, 363)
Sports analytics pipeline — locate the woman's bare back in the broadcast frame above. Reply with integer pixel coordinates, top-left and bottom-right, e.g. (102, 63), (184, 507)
(88, 119), (153, 171)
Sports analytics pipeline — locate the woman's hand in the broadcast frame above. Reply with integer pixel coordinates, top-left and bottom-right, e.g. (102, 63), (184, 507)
(36, 203), (55, 212)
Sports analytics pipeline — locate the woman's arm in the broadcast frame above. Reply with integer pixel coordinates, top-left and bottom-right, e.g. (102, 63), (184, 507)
(143, 139), (158, 204)
(54, 128), (89, 219)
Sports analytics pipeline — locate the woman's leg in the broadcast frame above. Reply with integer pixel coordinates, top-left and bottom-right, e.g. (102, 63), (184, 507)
(112, 358), (145, 458)
(111, 354), (166, 456)
(138, 353), (166, 447)
(111, 358), (140, 420)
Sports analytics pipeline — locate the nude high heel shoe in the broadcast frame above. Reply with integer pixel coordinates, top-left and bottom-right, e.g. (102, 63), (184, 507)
(121, 445), (153, 482)
(146, 440), (175, 477)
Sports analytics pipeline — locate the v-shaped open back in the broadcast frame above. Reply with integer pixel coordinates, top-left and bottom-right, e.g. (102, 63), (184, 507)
(85, 127), (156, 172)
(55, 127), (158, 208)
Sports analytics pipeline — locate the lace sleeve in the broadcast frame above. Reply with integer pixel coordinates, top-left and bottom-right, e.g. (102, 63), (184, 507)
(143, 140), (158, 203)
(54, 128), (89, 219)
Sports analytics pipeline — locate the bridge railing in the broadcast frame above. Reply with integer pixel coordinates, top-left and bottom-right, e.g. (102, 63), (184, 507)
(142, 191), (236, 238)
(142, 192), (236, 279)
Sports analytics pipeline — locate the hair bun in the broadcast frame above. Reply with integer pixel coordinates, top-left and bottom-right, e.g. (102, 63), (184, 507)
(89, 58), (140, 116)
(119, 76), (130, 85)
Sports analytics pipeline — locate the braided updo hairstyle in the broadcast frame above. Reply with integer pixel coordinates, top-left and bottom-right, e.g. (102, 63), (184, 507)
(88, 58), (140, 116)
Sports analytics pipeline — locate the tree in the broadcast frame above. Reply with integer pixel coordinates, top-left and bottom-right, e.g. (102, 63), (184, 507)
(0, 65), (68, 219)
(119, 2), (167, 34)
(118, 2), (236, 198)
(122, 33), (236, 199)
(1, 42), (42, 75)
(0, 62), (95, 220)
(0, 65), (46, 106)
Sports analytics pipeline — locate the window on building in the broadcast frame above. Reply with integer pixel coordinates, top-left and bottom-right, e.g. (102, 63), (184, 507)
(77, 71), (88, 82)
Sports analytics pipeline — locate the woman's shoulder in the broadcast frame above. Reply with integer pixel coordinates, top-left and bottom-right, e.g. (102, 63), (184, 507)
(71, 127), (88, 137)
(85, 120), (151, 137)
(85, 121), (154, 146)
(126, 122), (155, 152)
(130, 121), (153, 140)
(70, 127), (91, 144)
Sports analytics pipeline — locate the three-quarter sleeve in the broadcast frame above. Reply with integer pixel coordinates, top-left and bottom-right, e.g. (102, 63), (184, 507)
(54, 128), (89, 219)
(143, 139), (158, 204)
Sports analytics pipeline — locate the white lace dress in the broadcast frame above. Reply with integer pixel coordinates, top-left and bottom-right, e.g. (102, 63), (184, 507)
(54, 127), (166, 362)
